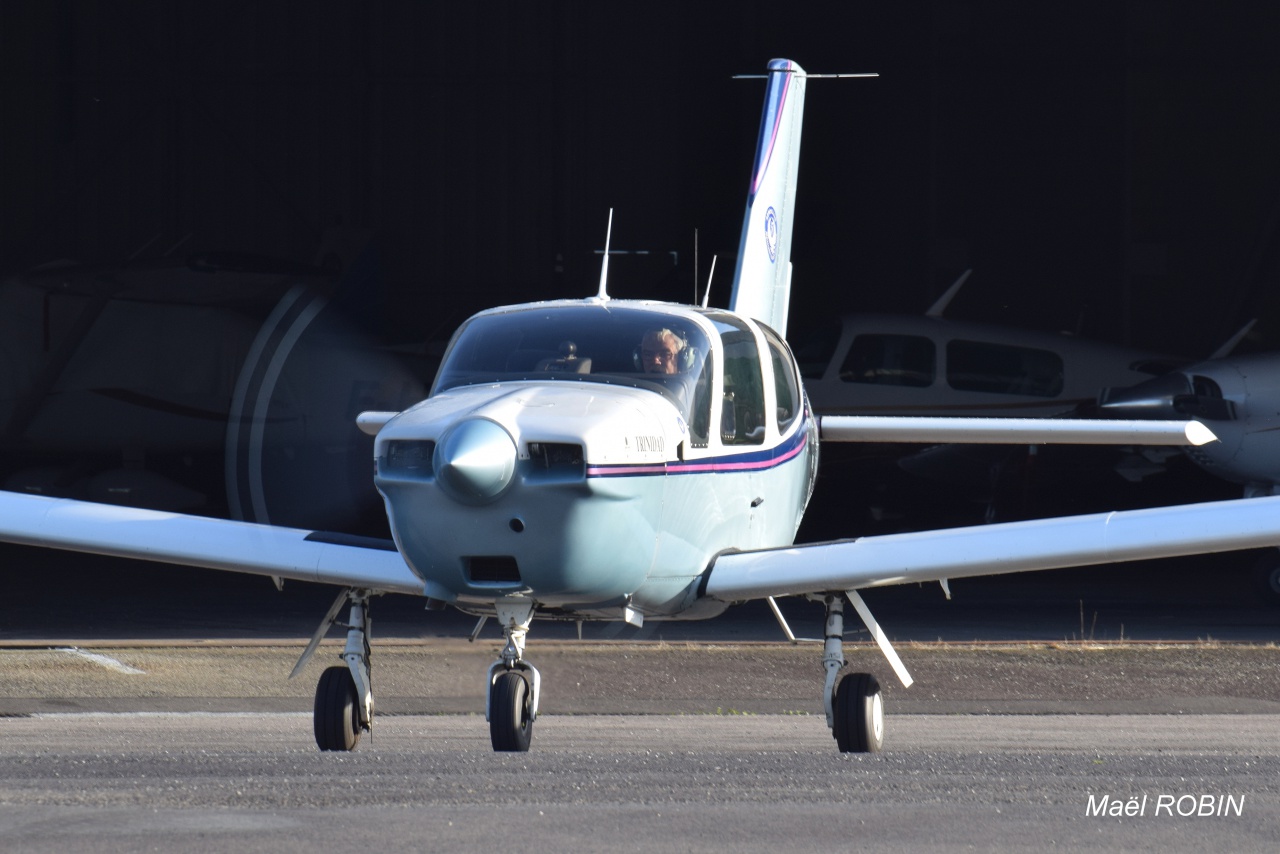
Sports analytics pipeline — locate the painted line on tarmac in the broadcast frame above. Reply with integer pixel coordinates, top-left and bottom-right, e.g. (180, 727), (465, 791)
(55, 647), (146, 675)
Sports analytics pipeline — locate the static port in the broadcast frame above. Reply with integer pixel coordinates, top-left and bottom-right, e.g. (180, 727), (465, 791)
(509, 518), (525, 533)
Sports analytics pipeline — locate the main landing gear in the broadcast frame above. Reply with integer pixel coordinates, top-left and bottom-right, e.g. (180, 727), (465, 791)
(821, 593), (888, 753)
(292, 589), (375, 752)
(486, 600), (541, 752)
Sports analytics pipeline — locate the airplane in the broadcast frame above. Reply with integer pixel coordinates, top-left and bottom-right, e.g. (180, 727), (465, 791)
(4, 58), (1280, 756)
(1096, 347), (1280, 601)
(792, 282), (1194, 527)
(0, 251), (429, 536)
(796, 274), (1183, 419)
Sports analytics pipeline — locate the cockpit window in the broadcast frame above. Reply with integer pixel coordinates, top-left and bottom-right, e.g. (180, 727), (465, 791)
(433, 305), (713, 430)
(705, 312), (766, 446)
(759, 322), (800, 431)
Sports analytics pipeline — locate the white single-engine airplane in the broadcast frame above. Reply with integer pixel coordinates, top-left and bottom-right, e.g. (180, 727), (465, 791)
(3, 59), (1280, 754)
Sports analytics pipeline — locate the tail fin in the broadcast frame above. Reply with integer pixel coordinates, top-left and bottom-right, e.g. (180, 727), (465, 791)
(728, 58), (808, 337)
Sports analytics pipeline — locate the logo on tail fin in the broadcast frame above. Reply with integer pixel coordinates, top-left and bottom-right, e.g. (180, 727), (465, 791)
(764, 207), (779, 262)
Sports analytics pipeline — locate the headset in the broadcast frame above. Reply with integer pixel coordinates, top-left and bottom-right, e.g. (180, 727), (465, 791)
(634, 328), (697, 373)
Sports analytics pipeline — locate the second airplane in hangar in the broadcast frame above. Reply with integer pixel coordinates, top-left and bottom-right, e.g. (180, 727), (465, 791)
(3, 59), (1278, 755)
(1099, 344), (1280, 600)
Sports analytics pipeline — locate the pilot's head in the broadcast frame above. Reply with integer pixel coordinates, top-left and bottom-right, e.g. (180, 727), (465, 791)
(641, 329), (687, 374)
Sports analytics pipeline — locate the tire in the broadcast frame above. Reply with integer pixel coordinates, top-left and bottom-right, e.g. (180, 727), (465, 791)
(314, 665), (361, 751)
(490, 670), (533, 752)
(833, 672), (883, 754)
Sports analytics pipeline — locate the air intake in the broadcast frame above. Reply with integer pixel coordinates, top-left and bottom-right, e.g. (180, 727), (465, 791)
(527, 442), (585, 481)
(467, 556), (521, 583)
(383, 440), (435, 476)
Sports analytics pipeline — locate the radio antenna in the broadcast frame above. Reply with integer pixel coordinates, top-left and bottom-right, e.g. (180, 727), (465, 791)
(595, 208), (614, 301)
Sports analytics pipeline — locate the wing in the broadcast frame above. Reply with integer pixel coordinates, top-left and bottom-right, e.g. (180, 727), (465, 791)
(0, 491), (423, 596)
(702, 493), (1280, 602)
(817, 415), (1216, 446)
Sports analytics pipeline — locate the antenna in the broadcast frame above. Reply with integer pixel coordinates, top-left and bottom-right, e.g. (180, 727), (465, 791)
(596, 208), (614, 301)
(701, 255), (717, 309)
(1210, 318), (1258, 359)
(925, 269), (972, 318)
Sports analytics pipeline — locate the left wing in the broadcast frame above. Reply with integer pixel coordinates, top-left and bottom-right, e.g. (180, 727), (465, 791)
(702, 493), (1280, 602)
(0, 491), (423, 595)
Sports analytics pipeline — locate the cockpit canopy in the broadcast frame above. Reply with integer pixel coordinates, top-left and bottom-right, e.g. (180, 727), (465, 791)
(434, 302), (802, 452)
(434, 304), (712, 425)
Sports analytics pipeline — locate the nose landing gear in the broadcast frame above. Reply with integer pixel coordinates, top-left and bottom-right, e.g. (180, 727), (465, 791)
(487, 599), (541, 752)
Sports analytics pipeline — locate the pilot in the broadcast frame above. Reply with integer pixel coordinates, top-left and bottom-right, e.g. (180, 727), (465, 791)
(640, 328), (688, 374)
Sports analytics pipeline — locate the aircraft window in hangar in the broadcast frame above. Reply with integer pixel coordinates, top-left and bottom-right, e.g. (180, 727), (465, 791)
(946, 340), (1065, 397)
(840, 334), (935, 387)
(793, 321), (842, 379)
(758, 322), (800, 431)
(431, 305), (713, 428)
(703, 312), (766, 446)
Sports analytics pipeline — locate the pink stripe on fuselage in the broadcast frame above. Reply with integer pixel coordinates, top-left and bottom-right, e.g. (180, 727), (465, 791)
(586, 430), (807, 478)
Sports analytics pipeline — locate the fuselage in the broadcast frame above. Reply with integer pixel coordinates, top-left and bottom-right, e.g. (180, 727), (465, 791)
(797, 313), (1181, 418)
(372, 299), (819, 621)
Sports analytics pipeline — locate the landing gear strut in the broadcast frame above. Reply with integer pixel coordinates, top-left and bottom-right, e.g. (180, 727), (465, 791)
(298, 589), (374, 752)
(821, 594), (884, 753)
(486, 599), (541, 752)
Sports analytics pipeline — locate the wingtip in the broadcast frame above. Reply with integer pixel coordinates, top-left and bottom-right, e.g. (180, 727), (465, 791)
(1185, 420), (1218, 446)
(356, 411), (399, 437)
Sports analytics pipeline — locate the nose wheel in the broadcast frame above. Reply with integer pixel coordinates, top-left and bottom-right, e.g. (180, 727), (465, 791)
(486, 599), (541, 752)
(490, 670), (534, 751)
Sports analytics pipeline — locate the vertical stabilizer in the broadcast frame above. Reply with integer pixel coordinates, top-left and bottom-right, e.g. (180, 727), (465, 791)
(728, 58), (807, 336)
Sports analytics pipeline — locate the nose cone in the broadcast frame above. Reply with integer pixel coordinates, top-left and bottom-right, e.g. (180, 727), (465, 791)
(433, 418), (517, 504)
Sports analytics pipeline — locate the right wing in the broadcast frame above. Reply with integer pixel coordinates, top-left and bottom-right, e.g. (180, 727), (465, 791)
(702, 493), (1280, 602)
(817, 415), (1216, 446)
(0, 491), (423, 596)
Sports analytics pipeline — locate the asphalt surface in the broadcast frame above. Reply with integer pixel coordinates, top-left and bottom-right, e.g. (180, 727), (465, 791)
(1, 712), (1277, 852)
(3, 532), (1280, 852)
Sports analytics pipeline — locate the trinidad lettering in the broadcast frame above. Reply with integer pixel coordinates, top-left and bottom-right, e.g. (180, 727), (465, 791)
(634, 435), (664, 452)
(1086, 794), (1245, 818)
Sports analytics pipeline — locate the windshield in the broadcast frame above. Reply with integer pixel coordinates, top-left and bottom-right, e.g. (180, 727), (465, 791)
(433, 305), (713, 432)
